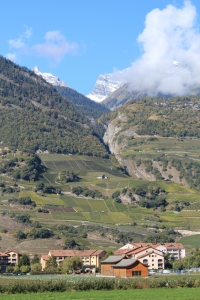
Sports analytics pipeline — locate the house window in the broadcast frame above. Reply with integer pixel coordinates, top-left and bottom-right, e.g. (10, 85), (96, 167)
(152, 259), (154, 262)
(132, 271), (141, 276)
(143, 259), (148, 264)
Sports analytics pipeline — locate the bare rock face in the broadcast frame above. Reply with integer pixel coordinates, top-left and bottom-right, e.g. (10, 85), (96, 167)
(33, 67), (68, 87)
(87, 74), (123, 103)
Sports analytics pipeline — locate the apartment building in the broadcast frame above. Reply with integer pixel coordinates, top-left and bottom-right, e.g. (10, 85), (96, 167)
(41, 249), (106, 271)
(118, 242), (186, 260)
(115, 245), (165, 269)
(5, 250), (22, 266)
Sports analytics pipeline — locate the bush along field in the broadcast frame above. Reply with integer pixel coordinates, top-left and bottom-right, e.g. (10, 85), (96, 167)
(0, 150), (200, 252)
(0, 277), (200, 296)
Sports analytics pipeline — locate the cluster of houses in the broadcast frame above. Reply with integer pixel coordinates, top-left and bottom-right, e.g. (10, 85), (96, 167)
(0, 242), (185, 277)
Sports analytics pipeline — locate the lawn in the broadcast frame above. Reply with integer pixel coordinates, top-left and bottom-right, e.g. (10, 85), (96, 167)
(1, 288), (200, 300)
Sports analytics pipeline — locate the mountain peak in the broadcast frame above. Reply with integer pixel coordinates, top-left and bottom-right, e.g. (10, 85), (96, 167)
(87, 73), (123, 103)
(32, 66), (68, 87)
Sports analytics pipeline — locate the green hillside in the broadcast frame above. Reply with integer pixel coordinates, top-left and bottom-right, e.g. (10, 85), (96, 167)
(102, 95), (200, 190)
(56, 86), (110, 119)
(0, 56), (108, 157)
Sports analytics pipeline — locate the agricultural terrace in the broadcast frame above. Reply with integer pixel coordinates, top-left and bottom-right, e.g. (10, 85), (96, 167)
(0, 154), (199, 229)
(0, 153), (200, 253)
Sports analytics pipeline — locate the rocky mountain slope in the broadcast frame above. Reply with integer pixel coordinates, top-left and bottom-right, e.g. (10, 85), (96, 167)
(102, 83), (146, 110)
(103, 95), (200, 189)
(87, 73), (123, 103)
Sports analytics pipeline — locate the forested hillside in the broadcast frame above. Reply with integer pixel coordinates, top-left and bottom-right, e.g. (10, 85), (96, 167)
(0, 56), (108, 157)
(56, 86), (110, 119)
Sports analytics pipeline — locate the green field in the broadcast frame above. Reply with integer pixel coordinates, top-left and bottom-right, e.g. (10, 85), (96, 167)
(0, 288), (200, 300)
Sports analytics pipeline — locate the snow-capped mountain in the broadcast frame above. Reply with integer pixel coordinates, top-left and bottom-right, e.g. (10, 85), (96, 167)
(87, 73), (123, 103)
(33, 67), (67, 87)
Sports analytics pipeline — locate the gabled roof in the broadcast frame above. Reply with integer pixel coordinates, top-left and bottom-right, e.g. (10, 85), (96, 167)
(5, 250), (22, 255)
(113, 258), (140, 268)
(78, 250), (97, 257)
(127, 246), (150, 255)
(128, 246), (164, 256)
(137, 250), (164, 259)
(90, 250), (106, 256)
(0, 252), (9, 257)
(49, 249), (105, 258)
(41, 254), (50, 261)
(114, 248), (134, 255)
(118, 242), (185, 252)
(101, 255), (125, 264)
(49, 250), (76, 257)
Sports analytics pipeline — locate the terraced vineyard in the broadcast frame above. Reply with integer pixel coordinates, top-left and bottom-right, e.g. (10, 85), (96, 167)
(0, 153), (200, 253)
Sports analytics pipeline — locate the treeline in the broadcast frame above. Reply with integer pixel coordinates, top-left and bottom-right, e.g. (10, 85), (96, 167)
(0, 154), (45, 182)
(72, 186), (104, 199)
(112, 186), (168, 210)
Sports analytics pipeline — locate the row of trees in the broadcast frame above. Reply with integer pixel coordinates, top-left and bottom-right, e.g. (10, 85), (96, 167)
(7, 254), (41, 274)
(173, 248), (200, 270)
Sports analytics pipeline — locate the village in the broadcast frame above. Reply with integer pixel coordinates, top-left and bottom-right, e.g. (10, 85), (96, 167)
(0, 242), (187, 277)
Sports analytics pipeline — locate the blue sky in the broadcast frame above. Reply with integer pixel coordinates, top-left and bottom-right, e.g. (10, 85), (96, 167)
(1, 0), (200, 95)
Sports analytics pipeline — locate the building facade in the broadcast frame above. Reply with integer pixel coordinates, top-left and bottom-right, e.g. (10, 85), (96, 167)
(5, 250), (22, 266)
(41, 249), (106, 271)
(101, 256), (148, 277)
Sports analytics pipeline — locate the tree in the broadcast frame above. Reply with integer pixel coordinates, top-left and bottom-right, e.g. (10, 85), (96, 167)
(31, 263), (42, 272)
(102, 250), (113, 261)
(6, 265), (14, 273)
(14, 230), (26, 240)
(31, 254), (40, 264)
(19, 254), (30, 267)
(61, 256), (82, 273)
(64, 238), (78, 249)
(45, 255), (57, 270)
(20, 265), (30, 274)
(13, 265), (20, 274)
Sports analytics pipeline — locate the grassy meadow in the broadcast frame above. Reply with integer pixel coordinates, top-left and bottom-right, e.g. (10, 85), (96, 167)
(0, 288), (200, 300)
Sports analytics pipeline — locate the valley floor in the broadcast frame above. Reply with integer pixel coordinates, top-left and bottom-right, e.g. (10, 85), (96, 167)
(0, 288), (200, 300)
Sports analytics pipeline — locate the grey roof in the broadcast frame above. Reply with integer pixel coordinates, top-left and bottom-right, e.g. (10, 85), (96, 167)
(101, 255), (125, 264)
(113, 258), (138, 268)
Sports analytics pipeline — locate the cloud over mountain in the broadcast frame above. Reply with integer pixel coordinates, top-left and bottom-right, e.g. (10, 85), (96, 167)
(113, 1), (200, 96)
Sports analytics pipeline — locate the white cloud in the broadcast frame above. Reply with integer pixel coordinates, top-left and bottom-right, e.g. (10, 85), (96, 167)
(7, 26), (32, 61)
(32, 30), (79, 63)
(23, 26), (33, 38)
(112, 1), (200, 96)
(6, 28), (77, 64)
(5, 53), (17, 62)
(8, 37), (25, 49)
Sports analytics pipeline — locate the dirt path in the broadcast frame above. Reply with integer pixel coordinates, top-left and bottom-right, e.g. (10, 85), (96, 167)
(177, 230), (200, 236)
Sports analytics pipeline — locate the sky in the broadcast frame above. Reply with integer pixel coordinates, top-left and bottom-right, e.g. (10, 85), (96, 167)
(1, 0), (200, 96)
